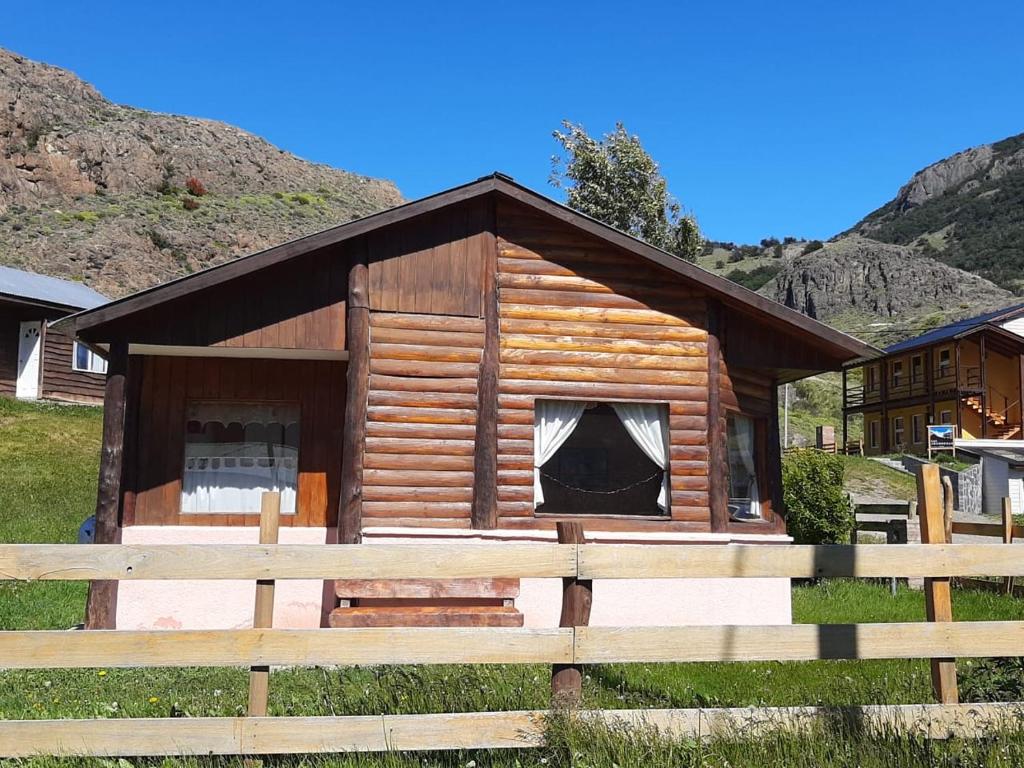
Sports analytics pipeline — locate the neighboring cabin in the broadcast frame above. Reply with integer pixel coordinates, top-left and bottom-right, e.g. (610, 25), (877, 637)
(843, 304), (1024, 455)
(61, 174), (874, 631)
(0, 266), (109, 404)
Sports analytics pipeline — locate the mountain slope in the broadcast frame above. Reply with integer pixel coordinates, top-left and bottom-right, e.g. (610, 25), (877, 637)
(0, 49), (402, 297)
(761, 236), (1013, 346)
(850, 132), (1024, 292)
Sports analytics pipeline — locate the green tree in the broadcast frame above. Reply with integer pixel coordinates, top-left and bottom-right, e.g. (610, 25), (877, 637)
(550, 121), (702, 262)
(782, 450), (855, 545)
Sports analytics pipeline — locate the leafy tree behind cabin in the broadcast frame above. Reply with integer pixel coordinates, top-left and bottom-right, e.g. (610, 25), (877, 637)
(551, 121), (702, 262)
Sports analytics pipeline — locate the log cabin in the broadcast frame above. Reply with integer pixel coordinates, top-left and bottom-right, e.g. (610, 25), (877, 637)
(1, 266), (109, 405)
(59, 174), (875, 631)
(843, 303), (1024, 455)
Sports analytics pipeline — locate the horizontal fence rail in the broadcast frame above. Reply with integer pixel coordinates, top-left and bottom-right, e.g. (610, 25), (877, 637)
(4, 542), (1024, 581)
(3, 621), (1024, 670)
(3, 704), (1024, 757)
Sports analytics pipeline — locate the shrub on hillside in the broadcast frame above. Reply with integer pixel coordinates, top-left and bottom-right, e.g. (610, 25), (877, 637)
(801, 240), (824, 255)
(181, 196), (200, 211)
(782, 450), (854, 544)
(185, 177), (207, 197)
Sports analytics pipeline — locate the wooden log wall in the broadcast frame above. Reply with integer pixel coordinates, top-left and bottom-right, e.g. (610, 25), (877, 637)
(493, 200), (711, 528)
(362, 312), (485, 528)
(40, 326), (106, 404)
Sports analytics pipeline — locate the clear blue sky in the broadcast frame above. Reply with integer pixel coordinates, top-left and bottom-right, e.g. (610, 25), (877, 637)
(6, 1), (1023, 243)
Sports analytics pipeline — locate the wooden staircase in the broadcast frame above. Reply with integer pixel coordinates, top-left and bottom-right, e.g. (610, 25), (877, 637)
(965, 396), (1020, 439)
(329, 578), (524, 628)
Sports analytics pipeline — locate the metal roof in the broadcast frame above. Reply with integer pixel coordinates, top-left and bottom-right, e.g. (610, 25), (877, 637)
(0, 265), (109, 311)
(883, 302), (1024, 355)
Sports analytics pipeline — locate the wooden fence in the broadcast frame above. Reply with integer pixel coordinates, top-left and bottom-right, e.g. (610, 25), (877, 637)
(952, 498), (1019, 596)
(3, 472), (1024, 756)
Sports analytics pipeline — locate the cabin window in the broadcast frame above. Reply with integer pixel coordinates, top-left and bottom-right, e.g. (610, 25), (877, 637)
(893, 416), (905, 448)
(938, 349), (951, 374)
(911, 355), (923, 383)
(72, 341), (107, 374)
(940, 409), (953, 424)
(891, 360), (904, 388)
(866, 366), (878, 392)
(726, 413), (765, 522)
(912, 414), (925, 444)
(869, 420), (879, 449)
(533, 400), (669, 516)
(181, 401), (300, 515)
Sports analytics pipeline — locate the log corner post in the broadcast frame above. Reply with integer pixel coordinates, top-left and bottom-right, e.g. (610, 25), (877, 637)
(707, 300), (729, 532)
(917, 462), (958, 704)
(85, 339), (129, 630)
(338, 241), (370, 545)
(471, 197), (499, 530)
(551, 521), (591, 706)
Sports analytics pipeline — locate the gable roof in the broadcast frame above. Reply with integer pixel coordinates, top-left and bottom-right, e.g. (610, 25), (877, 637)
(60, 173), (876, 360)
(883, 302), (1024, 356)
(0, 265), (109, 311)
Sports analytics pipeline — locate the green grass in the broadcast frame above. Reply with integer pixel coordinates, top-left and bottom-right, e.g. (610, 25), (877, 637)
(841, 455), (918, 501)
(2, 398), (1024, 766)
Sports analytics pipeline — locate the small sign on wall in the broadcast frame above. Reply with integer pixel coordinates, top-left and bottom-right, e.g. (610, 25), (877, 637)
(928, 424), (956, 460)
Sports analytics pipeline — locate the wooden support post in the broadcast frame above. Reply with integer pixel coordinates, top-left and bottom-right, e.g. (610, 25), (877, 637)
(551, 522), (591, 706)
(880, 358), (890, 453)
(338, 242), (369, 545)
(471, 199), (499, 530)
(1003, 497), (1015, 596)
(980, 335), (989, 439)
(955, 341), (963, 438)
(767, 381), (785, 532)
(85, 340), (128, 630)
(917, 463), (958, 704)
(248, 492), (281, 717)
(841, 367), (848, 453)
(707, 300), (729, 531)
(942, 475), (954, 544)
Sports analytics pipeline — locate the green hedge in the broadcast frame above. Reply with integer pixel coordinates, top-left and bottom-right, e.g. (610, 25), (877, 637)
(782, 451), (855, 545)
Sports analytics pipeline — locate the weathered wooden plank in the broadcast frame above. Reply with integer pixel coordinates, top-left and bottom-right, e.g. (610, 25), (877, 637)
(363, 486), (473, 503)
(335, 577), (519, 599)
(368, 390), (479, 409)
(364, 437), (476, 455)
(500, 288), (691, 312)
(370, 313), (484, 333)
(919, 463), (959, 704)
(0, 627), (572, 669)
(500, 348), (707, 372)
(500, 364), (707, 387)
(575, 621), (1024, 663)
(373, 343), (482, 363)
(361, 502), (473, 518)
(499, 317), (707, 342)
(363, 469), (475, 488)
(370, 360), (481, 378)
(366, 422), (477, 440)
(0, 543), (576, 580)
(369, 326), (485, 349)
(499, 379), (706, 401)
(4, 704), (1024, 757)
(500, 304), (694, 327)
(364, 453), (475, 471)
(366, 406), (478, 425)
(576, 543), (1024, 579)
(501, 334), (705, 357)
(248, 492), (280, 717)
(368, 374), (478, 394)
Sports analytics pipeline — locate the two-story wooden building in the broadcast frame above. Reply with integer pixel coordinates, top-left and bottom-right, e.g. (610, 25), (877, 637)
(843, 304), (1024, 455)
(62, 174), (875, 631)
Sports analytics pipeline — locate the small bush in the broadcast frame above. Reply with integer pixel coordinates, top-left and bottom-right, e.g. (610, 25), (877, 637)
(801, 239), (824, 255)
(73, 211), (99, 223)
(783, 235), (798, 245)
(181, 196), (200, 211)
(782, 450), (854, 544)
(961, 657), (1024, 702)
(772, 243), (784, 258)
(714, 259), (725, 270)
(185, 177), (207, 197)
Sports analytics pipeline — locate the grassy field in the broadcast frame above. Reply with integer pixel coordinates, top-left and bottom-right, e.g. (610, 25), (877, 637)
(2, 397), (1023, 766)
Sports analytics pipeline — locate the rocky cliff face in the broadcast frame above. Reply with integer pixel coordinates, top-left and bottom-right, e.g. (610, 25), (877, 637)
(0, 49), (403, 297)
(761, 236), (1013, 343)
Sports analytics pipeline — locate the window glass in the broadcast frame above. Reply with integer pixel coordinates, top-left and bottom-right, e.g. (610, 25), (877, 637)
(893, 416), (905, 446)
(869, 421), (879, 448)
(940, 410), (952, 424)
(892, 361), (903, 386)
(181, 402), (300, 515)
(726, 413), (761, 521)
(912, 414), (924, 444)
(534, 400), (668, 516)
(72, 341), (108, 374)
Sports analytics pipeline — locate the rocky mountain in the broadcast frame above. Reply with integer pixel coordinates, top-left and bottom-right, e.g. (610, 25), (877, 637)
(0, 49), (403, 297)
(762, 236), (1013, 346)
(850, 132), (1024, 293)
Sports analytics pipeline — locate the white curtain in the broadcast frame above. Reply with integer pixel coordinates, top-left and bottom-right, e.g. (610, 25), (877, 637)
(181, 446), (298, 515)
(731, 414), (761, 517)
(534, 400), (586, 507)
(611, 403), (670, 511)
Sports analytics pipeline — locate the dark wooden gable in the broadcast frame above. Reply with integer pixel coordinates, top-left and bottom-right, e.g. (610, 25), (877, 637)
(81, 246), (348, 351)
(367, 199), (491, 318)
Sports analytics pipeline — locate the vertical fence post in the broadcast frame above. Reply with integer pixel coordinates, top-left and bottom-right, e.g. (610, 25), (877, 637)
(941, 475), (954, 544)
(248, 492), (281, 717)
(1003, 497), (1015, 596)
(552, 522), (591, 706)
(917, 464), (958, 704)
